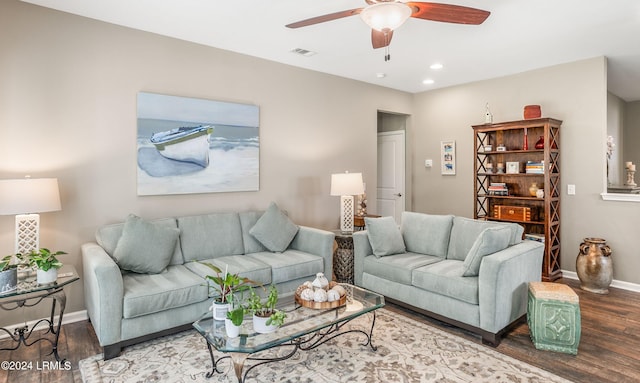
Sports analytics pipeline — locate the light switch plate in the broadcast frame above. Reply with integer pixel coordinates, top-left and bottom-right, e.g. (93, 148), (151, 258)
(425, 159), (433, 168)
(568, 184), (576, 195)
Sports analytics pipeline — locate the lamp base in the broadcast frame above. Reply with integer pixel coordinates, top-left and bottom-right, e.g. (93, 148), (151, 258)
(339, 195), (355, 233)
(15, 214), (39, 254)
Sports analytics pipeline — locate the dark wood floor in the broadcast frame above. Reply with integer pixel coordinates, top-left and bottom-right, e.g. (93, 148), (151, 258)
(1, 278), (639, 383)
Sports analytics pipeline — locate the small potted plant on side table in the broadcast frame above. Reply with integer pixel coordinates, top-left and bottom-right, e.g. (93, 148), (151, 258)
(201, 262), (256, 321)
(28, 248), (65, 285)
(247, 285), (286, 334)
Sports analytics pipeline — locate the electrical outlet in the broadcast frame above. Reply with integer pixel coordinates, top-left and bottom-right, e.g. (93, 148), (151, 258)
(567, 184), (576, 195)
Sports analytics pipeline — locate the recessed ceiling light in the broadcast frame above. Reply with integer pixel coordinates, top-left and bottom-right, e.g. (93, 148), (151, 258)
(376, 73), (386, 78)
(290, 48), (317, 57)
(423, 79), (435, 85)
(430, 63), (443, 70)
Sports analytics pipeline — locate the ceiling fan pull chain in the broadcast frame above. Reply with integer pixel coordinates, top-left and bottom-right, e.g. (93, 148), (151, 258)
(384, 30), (391, 61)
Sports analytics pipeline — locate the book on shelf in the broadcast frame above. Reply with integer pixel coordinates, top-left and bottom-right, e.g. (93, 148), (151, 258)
(524, 233), (545, 243)
(525, 161), (545, 174)
(488, 182), (509, 196)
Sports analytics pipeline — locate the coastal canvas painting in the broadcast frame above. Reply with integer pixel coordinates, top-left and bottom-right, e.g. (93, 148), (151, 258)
(137, 92), (259, 195)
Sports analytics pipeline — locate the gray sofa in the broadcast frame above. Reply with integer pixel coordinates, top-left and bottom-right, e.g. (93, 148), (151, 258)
(353, 212), (544, 345)
(82, 203), (334, 359)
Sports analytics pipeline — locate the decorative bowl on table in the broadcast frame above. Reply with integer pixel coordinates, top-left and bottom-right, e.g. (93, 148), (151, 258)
(295, 280), (347, 309)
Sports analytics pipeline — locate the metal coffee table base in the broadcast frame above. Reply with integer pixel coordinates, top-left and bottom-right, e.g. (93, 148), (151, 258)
(205, 311), (378, 383)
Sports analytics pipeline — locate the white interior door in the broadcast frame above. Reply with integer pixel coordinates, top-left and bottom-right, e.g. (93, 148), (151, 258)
(376, 131), (405, 223)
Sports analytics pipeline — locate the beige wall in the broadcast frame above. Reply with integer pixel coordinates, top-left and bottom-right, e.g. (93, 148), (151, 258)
(607, 93), (624, 185)
(624, 101), (640, 170)
(412, 56), (640, 286)
(2, 2), (639, 329)
(0, 1), (412, 325)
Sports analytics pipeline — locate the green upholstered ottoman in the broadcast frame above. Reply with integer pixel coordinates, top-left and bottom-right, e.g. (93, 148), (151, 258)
(527, 282), (581, 355)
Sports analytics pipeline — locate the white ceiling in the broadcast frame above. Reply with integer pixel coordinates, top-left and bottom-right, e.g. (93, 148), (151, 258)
(21, 0), (640, 101)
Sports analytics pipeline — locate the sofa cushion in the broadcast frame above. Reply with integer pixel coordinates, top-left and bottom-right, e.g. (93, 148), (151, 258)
(178, 213), (244, 262)
(446, 217), (523, 261)
(112, 214), (180, 274)
(363, 252), (442, 285)
(461, 226), (512, 277)
(122, 265), (209, 319)
(239, 211), (268, 254)
(401, 212), (454, 258)
(184, 256), (272, 295)
(412, 260), (479, 305)
(365, 216), (406, 257)
(247, 250), (323, 284)
(249, 202), (299, 252)
(95, 217), (184, 266)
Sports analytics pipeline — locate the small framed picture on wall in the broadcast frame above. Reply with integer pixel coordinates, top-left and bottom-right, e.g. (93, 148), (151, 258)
(441, 140), (456, 175)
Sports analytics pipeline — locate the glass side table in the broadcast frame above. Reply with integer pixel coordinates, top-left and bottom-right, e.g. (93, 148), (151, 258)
(0, 264), (79, 361)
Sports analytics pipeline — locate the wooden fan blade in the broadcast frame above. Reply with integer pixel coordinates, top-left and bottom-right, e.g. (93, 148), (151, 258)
(371, 29), (394, 49)
(406, 2), (490, 25)
(286, 8), (363, 28)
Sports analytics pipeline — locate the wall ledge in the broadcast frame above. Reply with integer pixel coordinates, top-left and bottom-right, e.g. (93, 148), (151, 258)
(601, 192), (640, 202)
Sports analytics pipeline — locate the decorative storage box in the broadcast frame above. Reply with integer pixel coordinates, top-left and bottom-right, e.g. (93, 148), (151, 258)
(527, 282), (581, 354)
(493, 205), (531, 221)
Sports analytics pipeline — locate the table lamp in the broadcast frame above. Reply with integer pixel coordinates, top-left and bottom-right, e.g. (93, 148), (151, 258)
(0, 177), (62, 254)
(330, 172), (365, 233)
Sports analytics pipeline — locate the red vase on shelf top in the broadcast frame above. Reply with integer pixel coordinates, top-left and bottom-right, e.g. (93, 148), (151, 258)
(535, 136), (545, 149)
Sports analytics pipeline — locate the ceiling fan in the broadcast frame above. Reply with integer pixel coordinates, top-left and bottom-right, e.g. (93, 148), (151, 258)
(286, 1), (490, 61)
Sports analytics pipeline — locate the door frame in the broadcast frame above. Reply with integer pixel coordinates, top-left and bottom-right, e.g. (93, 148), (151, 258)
(376, 130), (406, 223)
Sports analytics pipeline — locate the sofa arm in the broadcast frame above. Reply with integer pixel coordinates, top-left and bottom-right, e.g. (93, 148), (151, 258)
(478, 240), (544, 333)
(289, 226), (335, 280)
(353, 231), (372, 286)
(81, 242), (124, 346)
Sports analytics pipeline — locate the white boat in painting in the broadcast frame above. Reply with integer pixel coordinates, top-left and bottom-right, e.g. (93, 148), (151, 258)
(150, 125), (213, 167)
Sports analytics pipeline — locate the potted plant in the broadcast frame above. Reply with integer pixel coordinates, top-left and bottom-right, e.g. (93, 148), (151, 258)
(225, 292), (246, 338)
(0, 253), (26, 294)
(247, 285), (286, 333)
(28, 248), (65, 284)
(200, 262), (256, 320)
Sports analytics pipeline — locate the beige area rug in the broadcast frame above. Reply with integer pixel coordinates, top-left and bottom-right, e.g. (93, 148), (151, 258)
(79, 309), (573, 383)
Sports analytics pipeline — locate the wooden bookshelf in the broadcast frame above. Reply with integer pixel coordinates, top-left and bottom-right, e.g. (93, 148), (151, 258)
(472, 118), (562, 281)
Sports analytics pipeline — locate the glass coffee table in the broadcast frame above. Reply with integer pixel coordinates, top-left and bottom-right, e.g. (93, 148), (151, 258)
(193, 284), (384, 383)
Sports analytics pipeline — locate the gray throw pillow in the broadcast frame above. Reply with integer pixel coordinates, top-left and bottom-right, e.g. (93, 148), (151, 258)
(112, 214), (180, 274)
(249, 202), (299, 252)
(365, 216), (406, 258)
(461, 226), (512, 277)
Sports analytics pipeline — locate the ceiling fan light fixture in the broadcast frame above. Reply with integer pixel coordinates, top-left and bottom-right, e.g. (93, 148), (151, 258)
(360, 2), (412, 32)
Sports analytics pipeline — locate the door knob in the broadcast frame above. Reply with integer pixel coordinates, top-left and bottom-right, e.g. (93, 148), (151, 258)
(395, 193), (403, 197)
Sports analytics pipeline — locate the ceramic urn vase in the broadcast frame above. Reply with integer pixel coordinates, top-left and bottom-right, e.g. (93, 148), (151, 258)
(576, 237), (613, 294)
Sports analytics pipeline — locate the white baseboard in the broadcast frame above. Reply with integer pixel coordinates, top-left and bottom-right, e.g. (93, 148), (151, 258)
(2, 272), (639, 339)
(0, 309), (88, 340)
(562, 270), (640, 293)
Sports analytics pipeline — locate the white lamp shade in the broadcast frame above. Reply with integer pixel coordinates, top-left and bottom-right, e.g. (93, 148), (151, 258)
(0, 178), (62, 215)
(360, 2), (412, 32)
(331, 172), (365, 196)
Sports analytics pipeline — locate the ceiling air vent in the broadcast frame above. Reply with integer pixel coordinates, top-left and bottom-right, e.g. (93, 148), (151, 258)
(290, 48), (317, 57)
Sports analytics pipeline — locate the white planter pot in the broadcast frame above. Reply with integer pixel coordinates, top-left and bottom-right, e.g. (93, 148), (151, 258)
(225, 319), (241, 338)
(252, 314), (278, 334)
(37, 268), (58, 284)
(212, 302), (229, 321)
